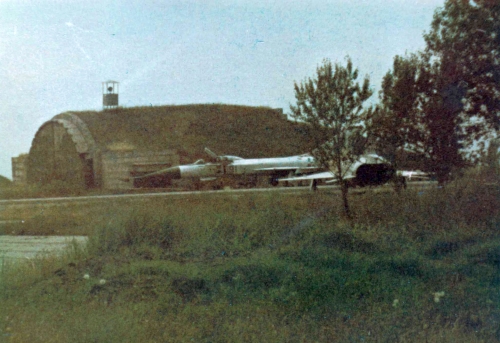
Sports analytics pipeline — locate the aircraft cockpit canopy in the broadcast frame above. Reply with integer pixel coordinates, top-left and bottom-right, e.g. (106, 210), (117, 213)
(193, 159), (206, 165)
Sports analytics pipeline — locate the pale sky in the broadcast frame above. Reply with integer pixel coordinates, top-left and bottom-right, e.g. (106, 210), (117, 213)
(0, 0), (445, 179)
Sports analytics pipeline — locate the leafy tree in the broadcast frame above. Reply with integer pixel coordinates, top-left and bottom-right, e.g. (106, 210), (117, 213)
(420, 0), (499, 182)
(377, 54), (466, 183)
(375, 54), (424, 169)
(290, 58), (373, 218)
(377, 1), (499, 184)
(412, 52), (467, 183)
(425, 0), (499, 134)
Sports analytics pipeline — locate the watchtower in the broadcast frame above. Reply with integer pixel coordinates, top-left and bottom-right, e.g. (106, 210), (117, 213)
(102, 80), (119, 109)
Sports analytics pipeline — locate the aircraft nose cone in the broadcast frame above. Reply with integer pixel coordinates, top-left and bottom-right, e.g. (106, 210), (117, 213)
(164, 166), (181, 180)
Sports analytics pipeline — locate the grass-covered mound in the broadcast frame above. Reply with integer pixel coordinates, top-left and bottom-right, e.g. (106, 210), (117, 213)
(0, 175), (12, 188)
(75, 104), (315, 162)
(1, 175), (498, 342)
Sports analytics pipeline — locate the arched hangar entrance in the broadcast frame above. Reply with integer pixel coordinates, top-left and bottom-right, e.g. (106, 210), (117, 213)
(27, 112), (99, 188)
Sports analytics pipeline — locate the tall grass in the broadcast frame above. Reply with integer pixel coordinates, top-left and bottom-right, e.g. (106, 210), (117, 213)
(1, 173), (499, 342)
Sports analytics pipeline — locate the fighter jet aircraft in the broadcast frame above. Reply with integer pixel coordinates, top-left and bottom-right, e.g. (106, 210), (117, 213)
(278, 154), (430, 190)
(204, 148), (321, 186)
(129, 149), (241, 188)
(278, 153), (395, 190)
(131, 148), (321, 188)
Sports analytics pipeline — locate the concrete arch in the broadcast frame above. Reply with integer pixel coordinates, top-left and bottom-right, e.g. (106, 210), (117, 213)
(27, 112), (100, 187)
(50, 112), (98, 155)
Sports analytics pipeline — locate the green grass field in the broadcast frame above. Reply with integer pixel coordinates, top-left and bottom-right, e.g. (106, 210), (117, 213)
(1, 172), (499, 342)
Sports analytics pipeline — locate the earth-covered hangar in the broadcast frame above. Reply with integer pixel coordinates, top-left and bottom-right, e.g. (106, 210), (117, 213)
(25, 104), (314, 190)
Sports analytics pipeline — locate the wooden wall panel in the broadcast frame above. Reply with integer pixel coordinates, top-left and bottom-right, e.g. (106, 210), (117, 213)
(101, 150), (178, 189)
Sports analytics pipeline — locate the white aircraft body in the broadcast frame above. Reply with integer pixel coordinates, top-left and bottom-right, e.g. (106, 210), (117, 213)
(132, 148), (320, 188)
(222, 154), (318, 185)
(397, 170), (431, 181)
(278, 153), (397, 189)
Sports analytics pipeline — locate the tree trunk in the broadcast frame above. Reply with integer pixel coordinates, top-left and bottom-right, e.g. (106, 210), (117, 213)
(434, 158), (453, 186)
(340, 181), (351, 219)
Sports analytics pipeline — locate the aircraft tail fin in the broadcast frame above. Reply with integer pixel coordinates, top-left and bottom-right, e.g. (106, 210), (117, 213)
(204, 147), (219, 160)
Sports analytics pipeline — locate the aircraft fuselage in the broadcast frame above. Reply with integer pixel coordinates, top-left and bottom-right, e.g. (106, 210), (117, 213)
(226, 155), (317, 175)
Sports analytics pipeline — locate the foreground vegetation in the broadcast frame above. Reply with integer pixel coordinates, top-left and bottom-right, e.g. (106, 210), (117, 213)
(1, 173), (498, 342)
